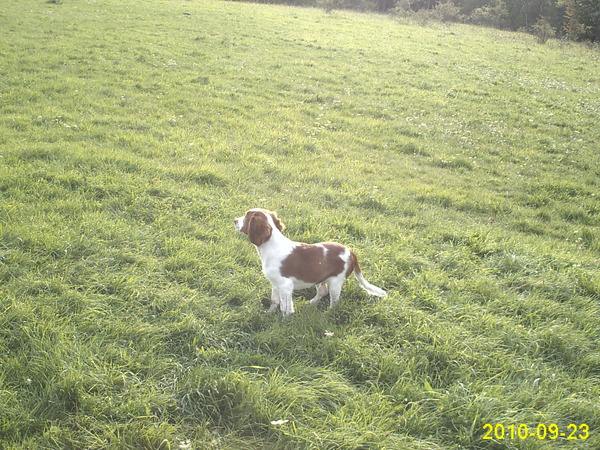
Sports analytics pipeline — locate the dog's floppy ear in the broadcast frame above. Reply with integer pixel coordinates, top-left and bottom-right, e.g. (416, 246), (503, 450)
(269, 211), (285, 233)
(246, 212), (272, 246)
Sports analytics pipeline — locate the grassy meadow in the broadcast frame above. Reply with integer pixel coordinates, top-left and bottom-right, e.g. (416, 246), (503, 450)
(1, 0), (599, 448)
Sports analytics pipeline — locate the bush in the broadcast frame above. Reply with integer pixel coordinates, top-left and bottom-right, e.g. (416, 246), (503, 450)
(469, 1), (510, 29)
(318, 0), (339, 12)
(435, 1), (464, 23)
(533, 17), (556, 43)
(394, 1), (463, 25)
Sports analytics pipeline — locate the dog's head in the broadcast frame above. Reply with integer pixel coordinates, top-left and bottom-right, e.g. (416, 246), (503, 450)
(235, 209), (284, 246)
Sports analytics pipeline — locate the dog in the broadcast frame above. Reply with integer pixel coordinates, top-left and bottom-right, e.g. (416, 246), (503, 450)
(234, 208), (387, 316)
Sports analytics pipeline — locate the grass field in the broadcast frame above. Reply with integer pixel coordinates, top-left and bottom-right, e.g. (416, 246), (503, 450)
(1, 0), (599, 448)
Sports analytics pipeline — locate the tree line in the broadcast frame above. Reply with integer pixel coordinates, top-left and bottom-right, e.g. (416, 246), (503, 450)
(240, 0), (600, 42)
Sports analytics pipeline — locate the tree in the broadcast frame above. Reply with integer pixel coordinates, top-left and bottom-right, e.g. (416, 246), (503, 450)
(561, 0), (600, 41)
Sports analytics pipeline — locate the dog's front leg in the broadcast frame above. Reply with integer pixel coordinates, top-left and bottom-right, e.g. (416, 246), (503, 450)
(279, 284), (295, 316)
(267, 286), (280, 313)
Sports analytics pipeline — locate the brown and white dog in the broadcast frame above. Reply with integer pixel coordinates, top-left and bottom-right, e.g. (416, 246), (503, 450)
(234, 208), (386, 316)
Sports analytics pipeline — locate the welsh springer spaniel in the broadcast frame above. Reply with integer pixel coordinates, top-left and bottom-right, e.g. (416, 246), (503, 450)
(235, 208), (387, 316)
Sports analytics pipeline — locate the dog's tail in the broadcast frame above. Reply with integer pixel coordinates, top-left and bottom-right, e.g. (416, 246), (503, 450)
(350, 251), (387, 298)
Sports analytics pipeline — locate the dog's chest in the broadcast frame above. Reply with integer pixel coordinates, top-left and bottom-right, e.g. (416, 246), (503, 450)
(258, 243), (295, 282)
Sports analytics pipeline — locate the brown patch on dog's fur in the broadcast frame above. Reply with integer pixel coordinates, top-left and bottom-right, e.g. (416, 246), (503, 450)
(280, 242), (353, 284)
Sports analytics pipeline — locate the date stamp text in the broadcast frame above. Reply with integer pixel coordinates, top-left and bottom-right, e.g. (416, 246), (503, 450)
(482, 423), (589, 440)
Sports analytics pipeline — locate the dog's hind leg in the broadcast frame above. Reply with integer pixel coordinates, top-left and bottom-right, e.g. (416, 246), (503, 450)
(309, 283), (329, 305)
(328, 278), (345, 309)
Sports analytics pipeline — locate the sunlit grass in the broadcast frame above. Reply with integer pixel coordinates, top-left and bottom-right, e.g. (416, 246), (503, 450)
(1, 0), (598, 448)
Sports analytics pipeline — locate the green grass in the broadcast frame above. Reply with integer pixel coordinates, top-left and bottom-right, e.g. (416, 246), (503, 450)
(1, 0), (599, 448)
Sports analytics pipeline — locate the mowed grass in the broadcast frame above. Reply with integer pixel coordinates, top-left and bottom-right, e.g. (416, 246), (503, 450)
(1, 0), (599, 448)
